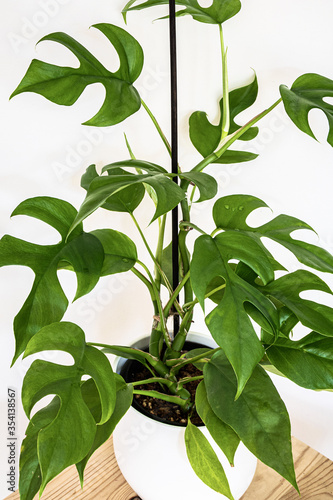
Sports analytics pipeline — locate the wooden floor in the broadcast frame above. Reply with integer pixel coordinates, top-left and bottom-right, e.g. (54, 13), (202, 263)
(6, 436), (333, 500)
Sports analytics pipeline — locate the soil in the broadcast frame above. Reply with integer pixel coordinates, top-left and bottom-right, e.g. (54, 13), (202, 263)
(125, 360), (204, 427)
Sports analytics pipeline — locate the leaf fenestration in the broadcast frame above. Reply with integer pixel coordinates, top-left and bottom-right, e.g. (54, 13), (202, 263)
(10, 24), (144, 126)
(280, 73), (333, 146)
(22, 322), (116, 494)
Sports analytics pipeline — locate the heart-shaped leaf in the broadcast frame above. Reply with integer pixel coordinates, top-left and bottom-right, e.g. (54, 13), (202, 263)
(11, 24), (143, 126)
(213, 194), (333, 273)
(204, 351), (298, 491)
(191, 233), (278, 397)
(190, 75), (259, 157)
(22, 322), (116, 494)
(280, 73), (333, 146)
(265, 331), (333, 390)
(0, 197), (104, 362)
(185, 420), (234, 499)
(195, 381), (240, 465)
(123, 0), (241, 25)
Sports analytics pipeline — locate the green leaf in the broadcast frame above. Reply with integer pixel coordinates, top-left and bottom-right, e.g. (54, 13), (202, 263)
(280, 73), (333, 146)
(19, 398), (60, 500)
(22, 322), (116, 494)
(90, 229), (137, 276)
(213, 150), (259, 164)
(185, 420), (234, 499)
(69, 171), (185, 234)
(0, 197), (104, 362)
(123, 0), (241, 25)
(262, 270), (333, 337)
(179, 171), (218, 202)
(204, 351), (298, 491)
(190, 75), (259, 157)
(196, 381), (240, 465)
(191, 234), (278, 397)
(81, 165), (145, 213)
(76, 375), (133, 483)
(213, 194), (333, 273)
(265, 331), (333, 390)
(11, 24), (143, 126)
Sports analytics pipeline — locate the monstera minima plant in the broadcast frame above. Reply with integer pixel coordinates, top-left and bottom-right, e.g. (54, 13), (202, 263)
(2, 0), (333, 498)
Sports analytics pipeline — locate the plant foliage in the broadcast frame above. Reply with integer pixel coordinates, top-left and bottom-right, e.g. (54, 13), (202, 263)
(3, 1), (333, 498)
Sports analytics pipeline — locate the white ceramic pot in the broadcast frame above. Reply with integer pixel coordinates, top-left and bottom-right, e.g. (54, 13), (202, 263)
(113, 333), (257, 500)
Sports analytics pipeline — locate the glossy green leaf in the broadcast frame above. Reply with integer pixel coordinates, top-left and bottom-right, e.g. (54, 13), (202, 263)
(0, 197), (104, 362)
(81, 165), (145, 213)
(204, 351), (298, 491)
(123, 0), (241, 25)
(265, 331), (333, 390)
(69, 171), (185, 234)
(11, 24), (143, 126)
(280, 73), (333, 146)
(213, 194), (333, 273)
(185, 420), (234, 499)
(19, 398), (60, 500)
(90, 229), (137, 276)
(22, 322), (116, 494)
(190, 75), (259, 157)
(196, 381), (240, 465)
(191, 234), (278, 397)
(76, 375), (133, 483)
(262, 270), (333, 337)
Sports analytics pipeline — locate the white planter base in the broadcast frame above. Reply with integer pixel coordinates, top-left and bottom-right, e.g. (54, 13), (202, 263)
(113, 333), (257, 500)
(113, 406), (257, 500)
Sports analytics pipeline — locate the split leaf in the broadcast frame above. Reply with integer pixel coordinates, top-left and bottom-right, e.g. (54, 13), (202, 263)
(190, 75), (259, 157)
(123, 0), (242, 25)
(76, 375), (133, 483)
(11, 24), (143, 126)
(280, 73), (333, 146)
(213, 194), (333, 273)
(262, 270), (333, 337)
(191, 233), (278, 397)
(0, 197), (104, 362)
(265, 331), (333, 390)
(22, 322), (116, 494)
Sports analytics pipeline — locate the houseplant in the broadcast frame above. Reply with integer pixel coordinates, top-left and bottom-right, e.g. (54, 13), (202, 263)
(2, 0), (333, 498)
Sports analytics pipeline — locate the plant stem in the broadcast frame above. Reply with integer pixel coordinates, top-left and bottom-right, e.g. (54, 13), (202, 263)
(219, 24), (230, 139)
(164, 270), (190, 318)
(155, 214), (166, 292)
(131, 267), (159, 316)
(137, 260), (172, 348)
(133, 389), (192, 410)
(141, 99), (172, 156)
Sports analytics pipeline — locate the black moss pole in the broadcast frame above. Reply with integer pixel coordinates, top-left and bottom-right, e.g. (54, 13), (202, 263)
(169, 0), (179, 336)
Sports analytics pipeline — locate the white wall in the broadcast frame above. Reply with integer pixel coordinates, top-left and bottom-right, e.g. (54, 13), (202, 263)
(1, 0), (333, 496)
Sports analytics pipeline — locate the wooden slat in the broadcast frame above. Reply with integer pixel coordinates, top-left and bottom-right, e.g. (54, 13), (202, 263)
(6, 437), (333, 500)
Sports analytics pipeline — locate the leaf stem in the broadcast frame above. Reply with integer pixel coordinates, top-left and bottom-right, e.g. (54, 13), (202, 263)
(219, 24), (230, 139)
(141, 99), (172, 156)
(133, 389), (192, 409)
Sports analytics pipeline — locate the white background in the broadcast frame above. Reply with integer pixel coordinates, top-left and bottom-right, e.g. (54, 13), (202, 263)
(1, 0), (333, 497)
